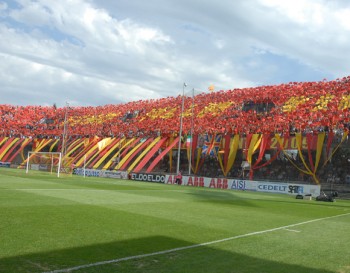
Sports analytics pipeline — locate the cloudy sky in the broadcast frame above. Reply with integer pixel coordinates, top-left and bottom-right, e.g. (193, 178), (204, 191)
(1, 0), (350, 107)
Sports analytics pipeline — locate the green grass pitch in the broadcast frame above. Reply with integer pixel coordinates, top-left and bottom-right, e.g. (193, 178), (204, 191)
(1, 168), (350, 273)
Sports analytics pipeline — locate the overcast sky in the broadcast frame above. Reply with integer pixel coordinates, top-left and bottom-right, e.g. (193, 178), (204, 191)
(1, 0), (350, 107)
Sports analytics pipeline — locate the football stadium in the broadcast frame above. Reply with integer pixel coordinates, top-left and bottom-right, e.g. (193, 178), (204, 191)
(1, 78), (350, 273)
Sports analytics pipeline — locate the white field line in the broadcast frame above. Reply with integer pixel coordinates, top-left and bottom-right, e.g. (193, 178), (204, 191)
(0, 188), (184, 192)
(284, 228), (301, 233)
(42, 212), (350, 273)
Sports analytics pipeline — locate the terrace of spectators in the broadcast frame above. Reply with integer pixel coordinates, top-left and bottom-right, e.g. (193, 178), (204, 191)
(1, 77), (349, 189)
(1, 77), (349, 139)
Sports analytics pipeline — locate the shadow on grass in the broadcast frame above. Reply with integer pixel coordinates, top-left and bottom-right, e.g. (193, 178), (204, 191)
(0, 236), (334, 273)
(186, 186), (350, 210)
(251, 195), (350, 209)
(183, 188), (260, 208)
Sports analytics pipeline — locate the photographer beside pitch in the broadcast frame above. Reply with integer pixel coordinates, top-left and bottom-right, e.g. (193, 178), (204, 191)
(175, 171), (182, 185)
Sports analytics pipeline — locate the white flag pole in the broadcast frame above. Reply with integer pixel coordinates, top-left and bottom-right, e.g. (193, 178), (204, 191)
(84, 154), (86, 178)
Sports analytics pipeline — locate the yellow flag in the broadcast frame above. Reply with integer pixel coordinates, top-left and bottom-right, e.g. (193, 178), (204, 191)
(98, 138), (109, 151)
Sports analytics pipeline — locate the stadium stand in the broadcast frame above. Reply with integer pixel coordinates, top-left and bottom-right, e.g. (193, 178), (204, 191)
(0, 77), (349, 193)
(1, 77), (349, 138)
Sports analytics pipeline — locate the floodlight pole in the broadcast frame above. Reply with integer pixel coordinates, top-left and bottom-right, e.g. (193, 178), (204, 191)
(188, 88), (195, 175)
(176, 83), (187, 175)
(61, 102), (69, 157)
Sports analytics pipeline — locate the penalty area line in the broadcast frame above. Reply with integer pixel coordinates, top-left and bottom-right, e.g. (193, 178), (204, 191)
(42, 212), (350, 273)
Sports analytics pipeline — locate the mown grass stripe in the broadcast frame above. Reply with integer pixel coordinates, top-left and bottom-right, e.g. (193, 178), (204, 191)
(43, 212), (350, 273)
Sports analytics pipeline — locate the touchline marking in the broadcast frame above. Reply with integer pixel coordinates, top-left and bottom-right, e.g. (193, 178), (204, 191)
(4, 188), (183, 192)
(284, 228), (301, 233)
(43, 212), (350, 273)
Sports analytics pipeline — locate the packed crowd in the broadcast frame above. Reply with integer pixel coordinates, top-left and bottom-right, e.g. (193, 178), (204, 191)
(0, 77), (349, 138)
(1, 78), (349, 186)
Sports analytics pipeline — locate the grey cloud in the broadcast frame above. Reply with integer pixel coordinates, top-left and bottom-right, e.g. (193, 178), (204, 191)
(0, 0), (349, 107)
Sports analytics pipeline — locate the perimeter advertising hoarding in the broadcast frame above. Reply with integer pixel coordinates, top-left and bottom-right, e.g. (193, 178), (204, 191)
(130, 173), (165, 183)
(30, 164), (39, 170)
(73, 168), (128, 179)
(165, 175), (320, 197)
(0, 161), (10, 168)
